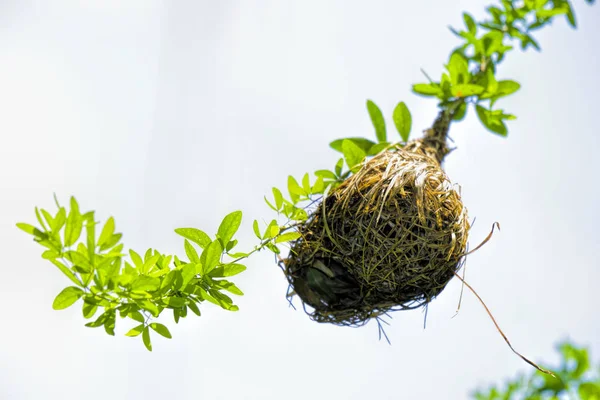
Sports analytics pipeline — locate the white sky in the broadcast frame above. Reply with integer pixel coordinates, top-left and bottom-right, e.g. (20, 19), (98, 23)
(1, 1), (599, 399)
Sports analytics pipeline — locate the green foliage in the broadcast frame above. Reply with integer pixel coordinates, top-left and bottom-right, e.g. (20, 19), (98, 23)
(473, 341), (600, 399)
(17, 196), (251, 351)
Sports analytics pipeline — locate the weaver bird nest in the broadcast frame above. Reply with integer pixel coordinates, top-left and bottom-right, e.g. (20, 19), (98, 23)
(283, 138), (470, 326)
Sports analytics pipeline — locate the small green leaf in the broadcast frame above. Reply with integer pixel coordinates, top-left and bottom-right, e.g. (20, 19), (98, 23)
(187, 301), (201, 316)
(52, 286), (84, 310)
(129, 249), (143, 269)
(476, 105), (508, 136)
(174, 228), (211, 249)
(125, 324), (145, 337)
(342, 139), (366, 170)
(180, 263), (196, 287)
(150, 323), (172, 339)
(49, 259), (82, 286)
(334, 158), (344, 177)
(128, 310), (145, 323)
(184, 240), (200, 264)
(252, 220), (261, 239)
(64, 197), (83, 247)
(131, 275), (161, 291)
(329, 138), (376, 154)
(82, 302), (97, 319)
(204, 240), (222, 274)
(287, 176), (305, 198)
(97, 217), (115, 248)
(451, 84), (485, 97)
(412, 83), (443, 97)
(272, 188), (284, 210)
(142, 326), (152, 351)
(275, 232), (301, 243)
(463, 12), (477, 33)
(166, 297), (187, 308)
(392, 102), (412, 142)
(496, 80), (521, 96)
(217, 210), (243, 246)
(366, 100), (386, 142)
(315, 170), (337, 180)
(210, 263), (247, 277)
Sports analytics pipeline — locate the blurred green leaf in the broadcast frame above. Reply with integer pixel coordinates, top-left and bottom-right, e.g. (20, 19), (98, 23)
(463, 12), (477, 33)
(412, 83), (443, 97)
(366, 100), (386, 142)
(131, 275), (160, 291)
(451, 84), (485, 97)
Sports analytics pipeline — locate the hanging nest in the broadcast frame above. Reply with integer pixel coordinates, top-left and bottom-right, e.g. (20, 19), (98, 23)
(283, 136), (470, 326)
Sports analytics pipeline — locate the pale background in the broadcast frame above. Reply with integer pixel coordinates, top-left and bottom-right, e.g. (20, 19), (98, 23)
(1, 1), (598, 399)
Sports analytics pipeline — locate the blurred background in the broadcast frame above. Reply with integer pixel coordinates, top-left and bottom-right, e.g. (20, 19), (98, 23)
(0, 1), (598, 399)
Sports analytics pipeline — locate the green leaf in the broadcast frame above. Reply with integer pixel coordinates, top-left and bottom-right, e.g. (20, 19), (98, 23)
(446, 52), (470, 85)
(150, 323), (172, 339)
(210, 263), (247, 277)
(174, 228), (211, 249)
(272, 188), (284, 210)
(52, 286), (84, 310)
(131, 275), (161, 291)
(82, 302), (97, 319)
(252, 220), (261, 239)
(329, 138), (376, 154)
(342, 139), (366, 170)
(496, 80), (521, 96)
(64, 197), (83, 247)
(187, 301), (201, 316)
(315, 170), (337, 180)
(184, 240), (200, 264)
(64, 250), (93, 274)
(49, 259), (82, 286)
(142, 326), (152, 351)
(203, 240), (222, 274)
(275, 232), (301, 243)
(16, 223), (46, 239)
(129, 249), (143, 270)
(97, 217), (115, 248)
(463, 12), (477, 33)
(214, 280), (244, 296)
(287, 176), (305, 198)
(451, 84), (485, 98)
(41, 209), (55, 231)
(129, 310), (145, 323)
(579, 382), (600, 398)
(366, 100), (386, 142)
(84, 213), (96, 262)
(140, 300), (160, 317)
(453, 102), (468, 121)
(166, 296), (187, 308)
(311, 176), (325, 194)
(217, 210), (242, 246)
(263, 220), (280, 239)
(180, 263), (196, 287)
(334, 158), (344, 177)
(392, 102), (412, 142)
(475, 105), (508, 136)
(125, 324), (145, 337)
(412, 83), (443, 97)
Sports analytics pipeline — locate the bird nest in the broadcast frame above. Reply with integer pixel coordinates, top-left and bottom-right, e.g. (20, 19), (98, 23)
(283, 140), (470, 326)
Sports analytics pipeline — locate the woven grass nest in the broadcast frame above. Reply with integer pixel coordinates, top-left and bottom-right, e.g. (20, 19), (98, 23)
(283, 137), (470, 326)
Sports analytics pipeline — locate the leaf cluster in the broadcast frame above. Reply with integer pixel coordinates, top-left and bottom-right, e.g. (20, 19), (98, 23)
(17, 196), (248, 351)
(473, 341), (600, 400)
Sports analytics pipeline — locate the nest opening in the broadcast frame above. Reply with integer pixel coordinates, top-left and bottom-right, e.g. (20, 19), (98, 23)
(283, 143), (470, 326)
